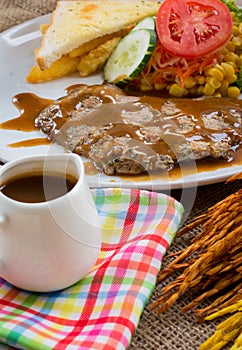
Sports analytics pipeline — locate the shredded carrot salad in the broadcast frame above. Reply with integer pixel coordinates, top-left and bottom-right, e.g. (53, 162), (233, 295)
(134, 40), (222, 89)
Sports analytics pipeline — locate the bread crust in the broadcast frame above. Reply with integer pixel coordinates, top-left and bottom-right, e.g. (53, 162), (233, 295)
(36, 0), (160, 70)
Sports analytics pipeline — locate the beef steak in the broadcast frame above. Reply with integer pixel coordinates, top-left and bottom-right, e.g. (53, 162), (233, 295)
(35, 84), (242, 175)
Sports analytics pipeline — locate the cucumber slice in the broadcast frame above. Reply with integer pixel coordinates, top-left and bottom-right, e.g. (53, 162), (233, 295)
(132, 16), (156, 31)
(104, 28), (157, 84)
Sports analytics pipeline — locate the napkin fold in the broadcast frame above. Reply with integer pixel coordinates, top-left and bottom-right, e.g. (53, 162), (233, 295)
(0, 188), (183, 350)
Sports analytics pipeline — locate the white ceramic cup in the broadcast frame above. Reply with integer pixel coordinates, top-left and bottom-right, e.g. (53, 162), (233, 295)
(0, 153), (101, 292)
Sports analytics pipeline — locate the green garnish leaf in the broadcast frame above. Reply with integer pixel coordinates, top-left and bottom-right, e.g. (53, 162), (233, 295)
(220, 0), (242, 21)
(235, 66), (242, 90)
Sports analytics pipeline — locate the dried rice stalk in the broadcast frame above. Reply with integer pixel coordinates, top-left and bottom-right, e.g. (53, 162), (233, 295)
(194, 284), (242, 319)
(151, 190), (242, 314)
(158, 190), (242, 283)
(231, 332), (242, 350)
(152, 173), (242, 349)
(199, 300), (242, 350)
(226, 172), (242, 182)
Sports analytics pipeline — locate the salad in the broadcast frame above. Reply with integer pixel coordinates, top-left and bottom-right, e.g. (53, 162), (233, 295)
(104, 0), (242, 99)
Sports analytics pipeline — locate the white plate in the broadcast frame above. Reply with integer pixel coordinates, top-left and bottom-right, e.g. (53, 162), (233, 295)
(0, 15), (241, 190)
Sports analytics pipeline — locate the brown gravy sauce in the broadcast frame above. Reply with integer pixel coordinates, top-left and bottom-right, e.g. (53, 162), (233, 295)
(84, 148), (242, 180)
(118, 149), (242, 182)
(0, 93), (53, 132)
(8, 137), (51, 148)
(1, 84), (241, 181)
(0, 172), (77, 203)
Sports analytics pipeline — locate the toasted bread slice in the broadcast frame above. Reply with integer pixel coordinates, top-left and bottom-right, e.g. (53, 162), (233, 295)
(36, 0), (160, 70)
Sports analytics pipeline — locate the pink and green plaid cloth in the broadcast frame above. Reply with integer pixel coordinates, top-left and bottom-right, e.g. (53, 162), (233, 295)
(0, 188), (183, 350)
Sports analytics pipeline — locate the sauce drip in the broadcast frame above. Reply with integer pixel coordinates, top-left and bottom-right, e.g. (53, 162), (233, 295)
(0, 93), (53, 132)
(8, 138), (51, 148)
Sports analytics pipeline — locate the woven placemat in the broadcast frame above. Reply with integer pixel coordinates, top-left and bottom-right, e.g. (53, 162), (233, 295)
(130, 180), (241, 350)
(0, 0), (57, 32)
(0, 2), (241, 349)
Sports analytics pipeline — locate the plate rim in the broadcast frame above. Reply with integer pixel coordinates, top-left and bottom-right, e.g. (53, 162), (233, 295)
(0, 14), (241, 190)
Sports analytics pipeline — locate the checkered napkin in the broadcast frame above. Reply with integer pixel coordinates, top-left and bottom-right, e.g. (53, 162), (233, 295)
(0, 188), (183, 350)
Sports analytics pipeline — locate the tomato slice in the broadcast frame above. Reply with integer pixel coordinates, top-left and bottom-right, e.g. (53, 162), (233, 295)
(156, 0), (233, 58)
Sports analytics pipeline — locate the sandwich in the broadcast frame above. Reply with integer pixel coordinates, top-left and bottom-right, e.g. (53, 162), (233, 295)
(27, 0), (161, 83)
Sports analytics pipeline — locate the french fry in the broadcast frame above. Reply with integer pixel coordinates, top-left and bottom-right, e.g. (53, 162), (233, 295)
(69, 27), (133, 58)
(27, 24), (134, 84)
(77, 37), (121, 77)
(26, 56), (79, 83)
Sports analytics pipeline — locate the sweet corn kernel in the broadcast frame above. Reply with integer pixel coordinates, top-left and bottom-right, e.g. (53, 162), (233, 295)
(224, 52), (239, 63)
(225, 41), (235, 52)
(195, 75), (205, 85)
(205, 76), (221, 89)
(217, 80), (230, 97)
(197, 85), (205, 95)
(169, 83), (187, 97)
(227, 86), (241, 98)
(232, 36), (242, 46)
(221, 62), (235, 76)
(154, 82), (167, 90)
(206, 67), (224, 82)
(231, 12), (237, 20)
(140, 84), (153, 92)
(203, 83), (215, 96)
(237, 55), (242, 66)
(232, 25), (239, 35)
(226, 61), (237, 69)
(184, 76), (197, 89)
(238, 23), (242, 34)
(140, 79), (153, 91)
(237, 34), (242, 43)
(227, 74), (238, 84)
(144, 15), (242, 99)
(214, 65), (225, 75)
(220, 46), (229, 55)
